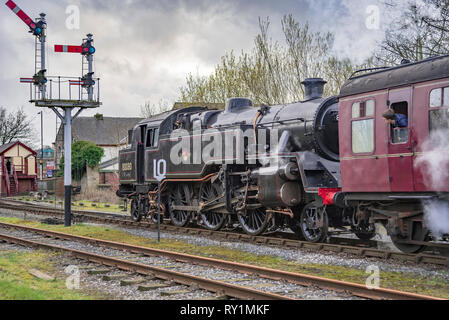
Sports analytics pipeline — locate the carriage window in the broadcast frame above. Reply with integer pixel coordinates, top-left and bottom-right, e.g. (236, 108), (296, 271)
(352, 102), (360, 118)
(430, 88), (442, 107)
(366, 100), (375, 117)
(390, 101), (409, 144)
(444, 88), (449, 106)
(430, 108), (449, 132)
(430, 87), (449, 107)
(352, 100), (375, 154)
(352, 100), (374, 118)
(352, 119), (375, 153)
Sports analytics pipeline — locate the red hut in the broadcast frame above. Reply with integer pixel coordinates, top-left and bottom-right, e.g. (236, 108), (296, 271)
(0, 141), (38, 197)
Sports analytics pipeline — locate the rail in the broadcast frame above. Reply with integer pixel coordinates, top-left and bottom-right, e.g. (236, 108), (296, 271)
(1, 199), (448, 267)
(0, 227), (292, 300)
(0, 221), (443, 300)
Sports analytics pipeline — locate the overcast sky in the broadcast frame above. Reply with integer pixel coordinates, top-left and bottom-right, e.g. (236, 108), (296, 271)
(0, 0), (402, 146)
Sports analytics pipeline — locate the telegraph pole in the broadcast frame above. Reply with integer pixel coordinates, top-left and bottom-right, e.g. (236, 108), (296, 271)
(53, 34), (99, 227)
(38, 111), (43, 180)
(64, 108), (72, 226)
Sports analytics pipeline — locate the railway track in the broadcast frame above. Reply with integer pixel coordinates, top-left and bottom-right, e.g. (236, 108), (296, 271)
(1, 199), (448, 267)
(0, 221), (442, 300)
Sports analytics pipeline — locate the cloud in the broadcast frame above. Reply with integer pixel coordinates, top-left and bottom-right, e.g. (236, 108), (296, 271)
(1, 0), (394, 145)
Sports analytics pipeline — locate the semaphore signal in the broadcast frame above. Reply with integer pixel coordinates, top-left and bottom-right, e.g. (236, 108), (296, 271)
(5, 0), (101, 228)
(5, 0), (47, 99)
(54, 34), (96, 101)
(54, 45), (83, 54)
(5, 0), (44, 36)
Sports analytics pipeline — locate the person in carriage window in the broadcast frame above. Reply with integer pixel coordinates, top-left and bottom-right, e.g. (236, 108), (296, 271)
(382, 109), (408, 128)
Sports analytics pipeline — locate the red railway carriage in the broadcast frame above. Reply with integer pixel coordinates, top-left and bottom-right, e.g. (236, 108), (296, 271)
(337, 56), (449, 253)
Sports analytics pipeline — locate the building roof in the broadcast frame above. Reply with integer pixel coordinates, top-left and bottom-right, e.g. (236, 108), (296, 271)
(99, 157), (118, 172)
(57, 116), (143, 146)
(339, 55), (449, 98)
(0, 141), (36, 155)
(0, 142), (17, 154)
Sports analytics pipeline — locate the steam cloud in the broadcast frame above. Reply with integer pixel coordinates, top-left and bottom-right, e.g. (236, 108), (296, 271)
(415, 129), (449, 191)
(422, 200), (449, 238)
(414, 129), (449, 238)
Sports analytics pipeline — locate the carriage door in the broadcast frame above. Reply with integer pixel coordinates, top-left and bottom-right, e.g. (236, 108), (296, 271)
(136, 125), (147, 184)
(387, 87), (414, 192)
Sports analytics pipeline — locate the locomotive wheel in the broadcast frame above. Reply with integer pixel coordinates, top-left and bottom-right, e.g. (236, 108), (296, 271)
(300, 204), (328, 243)
(391, 222), (428, 254)
(289, 208), (305, 240)
(200, 181), (226, 231)
(238, 208), (270, 236)
(168, 184), (192, 227)
(131, 198), (142, 222)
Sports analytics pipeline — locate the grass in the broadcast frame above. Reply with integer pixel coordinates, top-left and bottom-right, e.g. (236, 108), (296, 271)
(0, 249), (105, 300)
(1, 216), (448, 299)
(73, 200), (129, 214)
(13, 196), (129, 215)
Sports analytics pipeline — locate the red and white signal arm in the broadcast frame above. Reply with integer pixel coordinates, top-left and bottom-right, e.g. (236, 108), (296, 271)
(69, 80), (83, 86)
(54, 45), (83, 54)
(5, 0), (35, 29)
(20, 78), (33, 83)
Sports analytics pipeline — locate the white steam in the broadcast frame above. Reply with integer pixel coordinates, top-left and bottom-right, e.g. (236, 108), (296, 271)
(414, 129), (449, 191)
(414, 129), (449, 238)
(422, 200), (449, 238)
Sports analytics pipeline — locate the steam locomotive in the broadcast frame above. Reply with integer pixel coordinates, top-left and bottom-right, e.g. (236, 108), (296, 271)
(118, 55), (449, 253)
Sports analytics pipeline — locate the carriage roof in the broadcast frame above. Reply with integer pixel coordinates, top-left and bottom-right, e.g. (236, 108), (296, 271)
(339, 55), (449, 98)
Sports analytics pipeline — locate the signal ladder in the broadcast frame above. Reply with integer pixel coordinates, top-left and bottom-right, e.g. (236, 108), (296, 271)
(34, 36), (42, 100)
(81, 55), (91, 101)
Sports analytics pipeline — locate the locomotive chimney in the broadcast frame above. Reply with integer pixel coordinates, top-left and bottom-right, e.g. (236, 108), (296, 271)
(301, 78), (327, 101)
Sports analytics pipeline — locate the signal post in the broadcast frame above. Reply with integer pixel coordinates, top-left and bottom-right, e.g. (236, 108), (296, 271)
(6, 1), (101, 226)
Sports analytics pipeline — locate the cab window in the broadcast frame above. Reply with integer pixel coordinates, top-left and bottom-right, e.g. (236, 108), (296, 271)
(146, 128), (159, 148)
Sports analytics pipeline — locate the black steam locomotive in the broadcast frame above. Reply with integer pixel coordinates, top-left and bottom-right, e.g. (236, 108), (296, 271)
(117, 79), (356, 242)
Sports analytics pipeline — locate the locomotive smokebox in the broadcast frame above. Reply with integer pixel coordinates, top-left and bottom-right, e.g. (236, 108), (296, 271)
(302, 78), (327, 101)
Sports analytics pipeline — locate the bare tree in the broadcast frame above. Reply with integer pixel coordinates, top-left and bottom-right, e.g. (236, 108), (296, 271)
(140, 100), (171, 118)
(179, 15), (368, 105)
(376, 1), (449, 64)
(0, 107), (35, 145)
